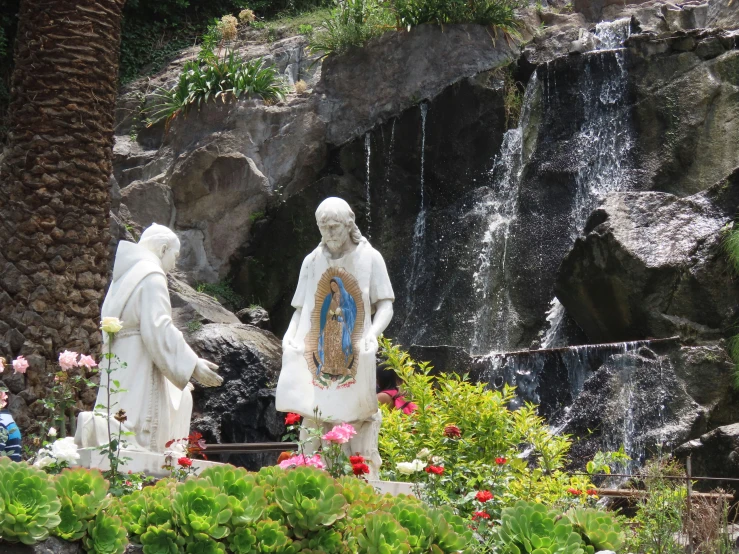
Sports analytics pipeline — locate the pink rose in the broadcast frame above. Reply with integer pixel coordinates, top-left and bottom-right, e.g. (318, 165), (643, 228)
(12, 356), (28, 374)
(322, 423), (357, 444)
(78, 354), (97, 369)
(58, 350), (79, 371)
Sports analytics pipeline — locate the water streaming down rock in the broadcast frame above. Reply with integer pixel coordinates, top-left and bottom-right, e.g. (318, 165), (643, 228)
(365, 132), (372, 238)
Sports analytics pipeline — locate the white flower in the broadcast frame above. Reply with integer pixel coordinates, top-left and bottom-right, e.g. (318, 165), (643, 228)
(50, 437), (79, 465)
(100, 317), (123, 334)
(416, 448), (431, 460)
(431, 455), (444, 465)
(33, 449), (55, 469)
(48, 427), (57, 437)
(396, 459), (425, 475)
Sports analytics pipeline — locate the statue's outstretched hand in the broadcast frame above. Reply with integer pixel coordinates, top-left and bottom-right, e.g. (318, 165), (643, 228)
(193, 358), (223, 387)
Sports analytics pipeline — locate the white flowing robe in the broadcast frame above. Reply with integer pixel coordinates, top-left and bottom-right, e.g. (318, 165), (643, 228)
(75, 242), (198, 452)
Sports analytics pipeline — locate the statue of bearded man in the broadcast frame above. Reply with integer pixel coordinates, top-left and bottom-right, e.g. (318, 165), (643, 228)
(276, 197), (395, 476)
(75, 224), (222, 453)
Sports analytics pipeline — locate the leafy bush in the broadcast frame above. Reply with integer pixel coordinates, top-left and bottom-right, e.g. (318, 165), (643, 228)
(148, 53), (287, 126)
(496, 500), (586, 554)
(309, 0), (392, 57)
(54, 468), (110, 541)
(0, 457), (62, 544)
(567, 507), (626, 553)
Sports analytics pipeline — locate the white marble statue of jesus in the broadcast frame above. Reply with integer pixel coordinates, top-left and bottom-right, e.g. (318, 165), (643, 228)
(276, 197), (394, 475)
(75, 224), (222, 453)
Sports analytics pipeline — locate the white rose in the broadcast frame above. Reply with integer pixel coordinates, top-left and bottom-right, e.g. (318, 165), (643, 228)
(416, 448), (431, 460)
(410, 459), (425, 472)
(100, 317), (123, 334)
(33, 450), (55, 469)
(48, 427), (57, 437)
(51, 437), (80, 465)
(396, 462), (417, 475)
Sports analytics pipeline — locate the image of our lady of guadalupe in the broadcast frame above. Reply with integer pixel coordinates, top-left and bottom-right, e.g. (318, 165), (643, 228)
(317, 277), (357, 379)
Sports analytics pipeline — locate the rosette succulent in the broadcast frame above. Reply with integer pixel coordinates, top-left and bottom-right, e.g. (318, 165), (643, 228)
(0, 458), (62, 544)
(357, 512), (411, 554)
(228, 519), (297, 554)
(566, 508), (625, 553)
(390, 500), (435, 553)
(496, 501), (586, 554)
(119, 479), (176, 539)
(184, 534), (227, 554)
(82, 512), (129, 554)
(140, 525), (186, 554)
(54, 467), (110, 540)
(172, 479), (231, 540)
(429, 507), (475, 553)
(337, 476), (383, 520)
(200, 465), (267, 527)
(273, 466), (347, 538)
(295, 528), (345, 553)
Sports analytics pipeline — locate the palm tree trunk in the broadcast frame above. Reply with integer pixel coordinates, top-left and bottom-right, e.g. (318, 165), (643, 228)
(0, 0), (125, 382)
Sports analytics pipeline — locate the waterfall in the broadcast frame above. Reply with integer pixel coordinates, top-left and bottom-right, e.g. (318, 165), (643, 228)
(540, 21), (634, 348)
(469, 74), (539, 354)
(364, 133), (372, 238)
(404, 104), (429, 333)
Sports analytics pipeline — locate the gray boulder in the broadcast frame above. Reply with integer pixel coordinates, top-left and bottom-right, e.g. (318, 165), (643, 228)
(555, 177), (739, 343)
(187, 323), (285, 470)
(675, 422), (739, 493)
(168, 274), (240, 332)
(235, 306), (271, 330)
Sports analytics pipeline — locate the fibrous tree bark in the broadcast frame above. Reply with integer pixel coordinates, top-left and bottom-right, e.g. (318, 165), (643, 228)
(0, 0), (126, 425)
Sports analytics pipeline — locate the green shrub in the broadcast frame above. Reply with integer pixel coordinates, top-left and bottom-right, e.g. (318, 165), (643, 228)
(496, 500), (586, 554)
(0, 457), (62, 544)
(54, 467), (110, 541)
(82, 511), (129, 554)
(147, 54), (287, 125)
(309, 0), (392, 57)
(566, 507), (626, 553)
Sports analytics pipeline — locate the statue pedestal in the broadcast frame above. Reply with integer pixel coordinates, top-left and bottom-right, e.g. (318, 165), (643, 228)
(76, 448), (222, 477)
(367, 480), (418, 497)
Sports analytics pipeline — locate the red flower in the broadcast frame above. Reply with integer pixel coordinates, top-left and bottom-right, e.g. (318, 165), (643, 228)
(349, 455), (365, 464)
(352, 463), (370, 476)
(495, 457), (507, 465)
(472, 511), (491, 520)
(443, 425), (461, 438)
(425, 465), (444, 475)
(476, 490), (494, 502)
(586, 489), (598, 496)
(567, 488), (582, 496)
(285, 412), (301, 425)
(125, 480), (132, 486)
(178, 457), (193, 467)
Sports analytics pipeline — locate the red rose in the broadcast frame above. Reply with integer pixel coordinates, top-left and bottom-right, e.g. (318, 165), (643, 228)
(349, 455), (365, 464)
(586, 489), (598, 496)
(425, 465), (444, 475)
(476, 490), (494, 502)
(472, 511), (491, 520)
(352, 463), (370, 476)
(567, 488), (582, 496)
(443, 425), (461, 438)
(285, 413), (301, 425)
(495, 457), (507, 465)
(178, 457), (193, 467)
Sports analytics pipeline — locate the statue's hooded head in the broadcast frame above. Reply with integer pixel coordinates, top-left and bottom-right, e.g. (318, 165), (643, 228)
(138, 223), (180, 274)
(315, 197), (362, 251)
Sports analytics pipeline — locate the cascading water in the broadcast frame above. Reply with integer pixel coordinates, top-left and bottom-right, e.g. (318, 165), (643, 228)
(404, 103), (429, 338)
(364, 132), (372, 238)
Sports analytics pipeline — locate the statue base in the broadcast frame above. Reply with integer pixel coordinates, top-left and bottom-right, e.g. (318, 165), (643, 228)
(367, 480), (418, 497)
(76, 447), (222, 477)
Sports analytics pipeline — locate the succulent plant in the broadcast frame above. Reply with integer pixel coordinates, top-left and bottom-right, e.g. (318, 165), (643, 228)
(53, 467), (110, 541)
(0, 457), (62, 544)
(496, 501), (586, 554)
(390, 500), (435, 553)
(255, 466), (282, 501)
(273, 466), (347, 538)
(184, 533), (226, 554)
(356, 512), (411, 554)
(227, 519), (297, 554)
(119, 479), (177, 538)
(337, 476), (383, 521)
(140, 525), (186, 554)
(428, 506), (476, 553)
(82, 511), (129, 554)
(172, 479), (231, 540)
(295, 528), (344, 553)
(200, 465), (267, 528)
(566, 507), (625, 553)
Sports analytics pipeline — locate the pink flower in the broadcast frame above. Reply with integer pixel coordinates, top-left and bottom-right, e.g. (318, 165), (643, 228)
(0, 358), (4, 373)
(278, 453), (325, 470)
(78, 354), (97, 369)
(322, 423), (356, 444)
(0, 391), (7, 409)
(58, 350), (79, 371)
(12, 356), (28, 374)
